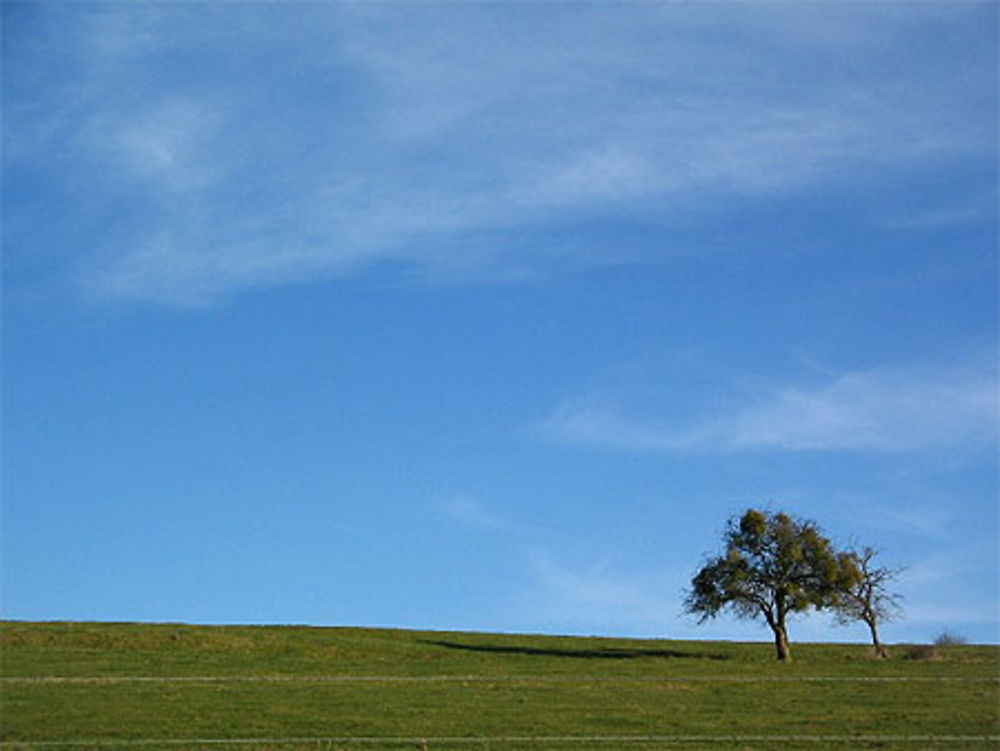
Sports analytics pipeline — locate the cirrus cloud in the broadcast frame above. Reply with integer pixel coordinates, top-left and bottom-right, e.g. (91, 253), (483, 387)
(539, 360), (997, 453)
(5, 2), (995, 306)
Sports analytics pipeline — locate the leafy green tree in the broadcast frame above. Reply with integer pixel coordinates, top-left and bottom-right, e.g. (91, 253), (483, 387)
(685, 508), (849, 661)
(834, 546), (903, 658)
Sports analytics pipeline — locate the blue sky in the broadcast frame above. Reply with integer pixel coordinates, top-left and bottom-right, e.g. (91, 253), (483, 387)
(3, 1), (997, 645)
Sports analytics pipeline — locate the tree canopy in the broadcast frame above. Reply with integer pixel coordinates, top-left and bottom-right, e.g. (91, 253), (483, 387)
(685, 508), (855, 661)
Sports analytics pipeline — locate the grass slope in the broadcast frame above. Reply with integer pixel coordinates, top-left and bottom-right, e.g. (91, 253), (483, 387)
(1, 621), (997, 750)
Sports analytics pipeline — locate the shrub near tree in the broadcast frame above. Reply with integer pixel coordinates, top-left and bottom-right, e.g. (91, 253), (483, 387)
(685, 509), (853, 661)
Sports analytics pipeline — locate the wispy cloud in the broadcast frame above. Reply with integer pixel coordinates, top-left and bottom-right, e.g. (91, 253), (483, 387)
(898, 544), (999, 637)
(882, 201), (994, 232)
(857, 502), (958, 541)
(103, 100), (221, 190)
(439, 495), (529, 537)
(6, 3), (995, 306)
(523, 552), (677, 635)
(539, 360), (997, 453)
(438, 498), (683, 635)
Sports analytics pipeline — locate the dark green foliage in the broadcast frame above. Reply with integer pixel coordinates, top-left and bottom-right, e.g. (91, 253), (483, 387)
(685, 509), (852, 661)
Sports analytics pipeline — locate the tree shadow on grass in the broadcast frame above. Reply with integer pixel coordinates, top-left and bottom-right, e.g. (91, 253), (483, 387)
(421, 640), (729, 661)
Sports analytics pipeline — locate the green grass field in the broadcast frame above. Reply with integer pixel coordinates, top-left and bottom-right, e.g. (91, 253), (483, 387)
(1, 621), (997, 750)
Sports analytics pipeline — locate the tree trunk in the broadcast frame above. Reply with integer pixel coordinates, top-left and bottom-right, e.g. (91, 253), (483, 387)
(773, 623), (792, 662)
(867, 618), (887, 658)
(764, 607), (793, 662)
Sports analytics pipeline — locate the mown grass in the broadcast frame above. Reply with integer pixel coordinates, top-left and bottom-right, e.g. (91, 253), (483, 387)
(1, 621), (997, 750)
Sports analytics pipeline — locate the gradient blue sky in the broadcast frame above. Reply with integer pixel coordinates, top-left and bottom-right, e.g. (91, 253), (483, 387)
(3, 1), (997, 645)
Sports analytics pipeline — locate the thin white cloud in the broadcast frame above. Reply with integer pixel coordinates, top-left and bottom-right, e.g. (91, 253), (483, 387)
(108, 100), (221, 190)
(897, 546), (999, 637)
(858, 502), (957, 541)
(513, 145), (661, 209)
(7, 3), (995, 305)
(539, 360), (997, 453)
(537, 403), (693, 453)
(723, 366), (996, 451)
(440, 495), (528, 537)
(901, 604), (999, 630)
(523, 552), (677, 634)
(883, 202), (992, 231)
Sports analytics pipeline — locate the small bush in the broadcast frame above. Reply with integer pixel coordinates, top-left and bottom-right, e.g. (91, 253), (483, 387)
(934, 630), (968, 647)
(902, 644), (940, 661)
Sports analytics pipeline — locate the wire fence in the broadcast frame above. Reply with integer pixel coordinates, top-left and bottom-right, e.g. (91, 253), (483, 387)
(3, 674), (997, 685)
(4, 675), (996, 749)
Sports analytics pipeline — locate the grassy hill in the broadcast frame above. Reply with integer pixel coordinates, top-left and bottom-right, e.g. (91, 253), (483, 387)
(1, 621), (997, 749)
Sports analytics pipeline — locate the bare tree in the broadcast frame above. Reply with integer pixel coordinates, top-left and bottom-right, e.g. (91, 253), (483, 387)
(834, 546), (903, 658)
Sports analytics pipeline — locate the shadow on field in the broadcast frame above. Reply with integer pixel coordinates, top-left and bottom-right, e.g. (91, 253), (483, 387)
(422, 640), (729, 661)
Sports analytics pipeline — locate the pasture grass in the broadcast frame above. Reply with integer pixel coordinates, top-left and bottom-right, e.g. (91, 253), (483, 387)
(1, 621), (997, 750)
